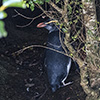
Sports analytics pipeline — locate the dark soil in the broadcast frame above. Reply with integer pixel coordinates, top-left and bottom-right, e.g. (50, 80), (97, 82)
(0, 7), (86, 100)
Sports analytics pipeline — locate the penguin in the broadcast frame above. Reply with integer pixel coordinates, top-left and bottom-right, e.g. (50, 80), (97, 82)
(37, 19), (79, 92)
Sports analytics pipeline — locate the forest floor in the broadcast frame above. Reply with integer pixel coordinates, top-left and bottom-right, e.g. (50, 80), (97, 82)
(0, 8), (86, 100)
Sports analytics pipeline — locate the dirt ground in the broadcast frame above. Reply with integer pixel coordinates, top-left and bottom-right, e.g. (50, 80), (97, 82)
(0, 7), (86, 100)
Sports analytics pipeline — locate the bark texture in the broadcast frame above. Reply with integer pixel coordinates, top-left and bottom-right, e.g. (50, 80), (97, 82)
(81, 0), (100, 99)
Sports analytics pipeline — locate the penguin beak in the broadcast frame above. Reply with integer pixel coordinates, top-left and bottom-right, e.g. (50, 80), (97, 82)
(37, 22), (46, 28)
(45, 20), (58, 24)
(37, 20), (58, 28)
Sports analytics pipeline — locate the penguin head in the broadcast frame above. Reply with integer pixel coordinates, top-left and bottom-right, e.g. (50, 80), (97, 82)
(37, 19), (59, 33)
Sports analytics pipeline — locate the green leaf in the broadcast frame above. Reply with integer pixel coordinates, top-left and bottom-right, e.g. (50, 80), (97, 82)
(0, 21), (7, 38)
(0, 11), (7, 19)
(56, 0), (60, 4)
(76, 10), (79, 13)
(73, 19), (78, 23)
(30, 5), (34, 11)
(26, 3), (29, 8)
(38, 0), (44, 4)
(67, 4), (72, 14)
(3, 0), (26, 8)
(45, 0), (50, 3)
(29, 1), (33, 4)
(70, 1), (74, 4)
(80, 4), (83, 8)
(69, 21), (72, 24)
(62, 28), (68, 33)
(70, 53), (73, 56)
(33, 0), (40, 4)
(87, 30), (92, 35)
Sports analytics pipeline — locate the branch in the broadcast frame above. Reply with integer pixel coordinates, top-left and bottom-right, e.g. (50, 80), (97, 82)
(48, 1), (64, 14)
(64, 0), (68, 12)
(36, 4), (52, 18)
(16, 19), (34, 28)
(13, 9), (44, 28)
(12, 44), (72, 58)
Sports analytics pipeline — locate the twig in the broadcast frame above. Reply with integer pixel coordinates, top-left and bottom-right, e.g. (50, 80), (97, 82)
(13, 9), (33, 19)
(59, 29), (69, 54)
(12, 44), (73, 58)
(36, 4), (51, 18)
(12, 9), (44, 27)
(48, 1), (64, 14)
(16, 18), (34, 27)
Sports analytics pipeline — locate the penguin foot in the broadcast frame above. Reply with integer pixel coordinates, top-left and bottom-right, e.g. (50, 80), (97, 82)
(62, 81), (73, 86)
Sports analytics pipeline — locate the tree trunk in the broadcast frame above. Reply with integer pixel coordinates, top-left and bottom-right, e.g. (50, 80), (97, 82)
(81, 0), (100, 99)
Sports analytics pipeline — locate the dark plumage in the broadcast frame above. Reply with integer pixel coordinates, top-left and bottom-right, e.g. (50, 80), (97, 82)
(37, 19), (79, 92)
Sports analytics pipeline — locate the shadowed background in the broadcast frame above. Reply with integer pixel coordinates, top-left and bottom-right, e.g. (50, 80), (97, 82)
(0, 3), (86, 100)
